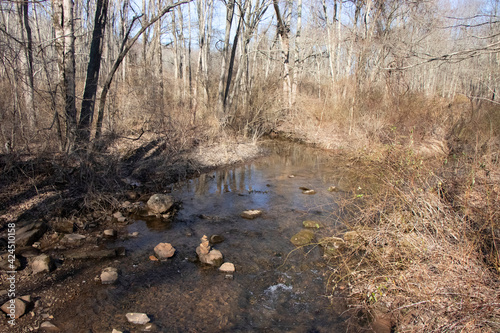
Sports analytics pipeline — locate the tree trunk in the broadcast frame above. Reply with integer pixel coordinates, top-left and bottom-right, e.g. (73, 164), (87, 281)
(216, 0), (235, 118)
(17, 0), (36, 129)
(77, 0), (109, 144)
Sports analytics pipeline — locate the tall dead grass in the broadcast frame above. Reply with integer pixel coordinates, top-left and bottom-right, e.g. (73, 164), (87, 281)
(324, 122), (500, 331)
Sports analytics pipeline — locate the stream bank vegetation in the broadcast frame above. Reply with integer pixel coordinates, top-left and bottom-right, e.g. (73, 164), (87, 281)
(1, 0), (499, 331)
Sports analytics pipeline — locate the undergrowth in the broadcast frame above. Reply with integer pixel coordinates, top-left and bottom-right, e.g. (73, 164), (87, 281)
(325, 138), (500, 332)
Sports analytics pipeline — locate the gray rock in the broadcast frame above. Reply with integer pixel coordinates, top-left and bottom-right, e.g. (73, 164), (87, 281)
(32, 254), (54, 274)
(240, 210), (262, 219)
(17, 222), (47, 246)
(101, 267), (118, 284)
(154, 243), (175, 259)
(1, 297), (28, 319)
(125, 312), (150, 325)
(147, 194), (174, 214)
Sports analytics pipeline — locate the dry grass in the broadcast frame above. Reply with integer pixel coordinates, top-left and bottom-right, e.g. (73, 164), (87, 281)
(325, 143), (500, 332)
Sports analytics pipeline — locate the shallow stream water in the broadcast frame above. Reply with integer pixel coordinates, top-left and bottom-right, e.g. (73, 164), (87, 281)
(56, 142), (355, 332)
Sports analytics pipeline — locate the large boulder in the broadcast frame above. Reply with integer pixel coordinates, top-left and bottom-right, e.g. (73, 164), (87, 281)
(147, 194), (174, 214)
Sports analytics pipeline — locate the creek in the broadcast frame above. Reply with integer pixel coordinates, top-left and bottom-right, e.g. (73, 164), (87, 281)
(57, 142), (357, 332)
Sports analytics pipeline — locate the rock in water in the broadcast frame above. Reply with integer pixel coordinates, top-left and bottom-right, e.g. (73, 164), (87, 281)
(126, 312), (150, 325)
(302, 189), (316, 195)
(302, 220), (325, 229)
(290, 229), (315, 246)
(219, 262), (235, 273)
(101, 267), (119, 284)
(154, 243), (176, 259)
(319, 237), (346, 256)
(241, 210), (262, 219)
(32, 254), (54, 274)
(196, 235), (223, 266)
(147, 194), (174, 214)
(209, 234), (225, 244)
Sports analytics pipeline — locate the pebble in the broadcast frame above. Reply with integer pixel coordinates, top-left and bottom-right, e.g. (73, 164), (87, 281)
(40, 321), (59, 331)
(219, 262), (235, 273)
(241, 210), (262, 219)
(103, 229), (117, 238)
(126, 312), (150, 324)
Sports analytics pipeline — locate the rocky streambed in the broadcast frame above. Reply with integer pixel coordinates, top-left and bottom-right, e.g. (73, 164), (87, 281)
(1, 142), (374, 332)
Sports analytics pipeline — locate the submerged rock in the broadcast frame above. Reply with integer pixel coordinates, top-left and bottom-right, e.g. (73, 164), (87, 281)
(319, 237), (346, 256)
(101, 267), (119, 284)
(290, 229), (315, 246)
(154, 243), (176, 259)
(147, 194), (174, 214)
(241, 210), (262, 219)
(126, 312), (150, 325)
(302, 189), (316, 195)
(302, 220), (325, 229)
(209, 234), (225, 244)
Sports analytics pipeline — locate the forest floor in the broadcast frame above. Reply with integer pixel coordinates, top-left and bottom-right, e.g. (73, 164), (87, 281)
(0, 135), (265, 333)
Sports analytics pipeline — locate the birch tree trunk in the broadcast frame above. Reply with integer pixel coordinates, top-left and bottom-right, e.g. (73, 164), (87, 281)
(291, 0), (302, 106)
